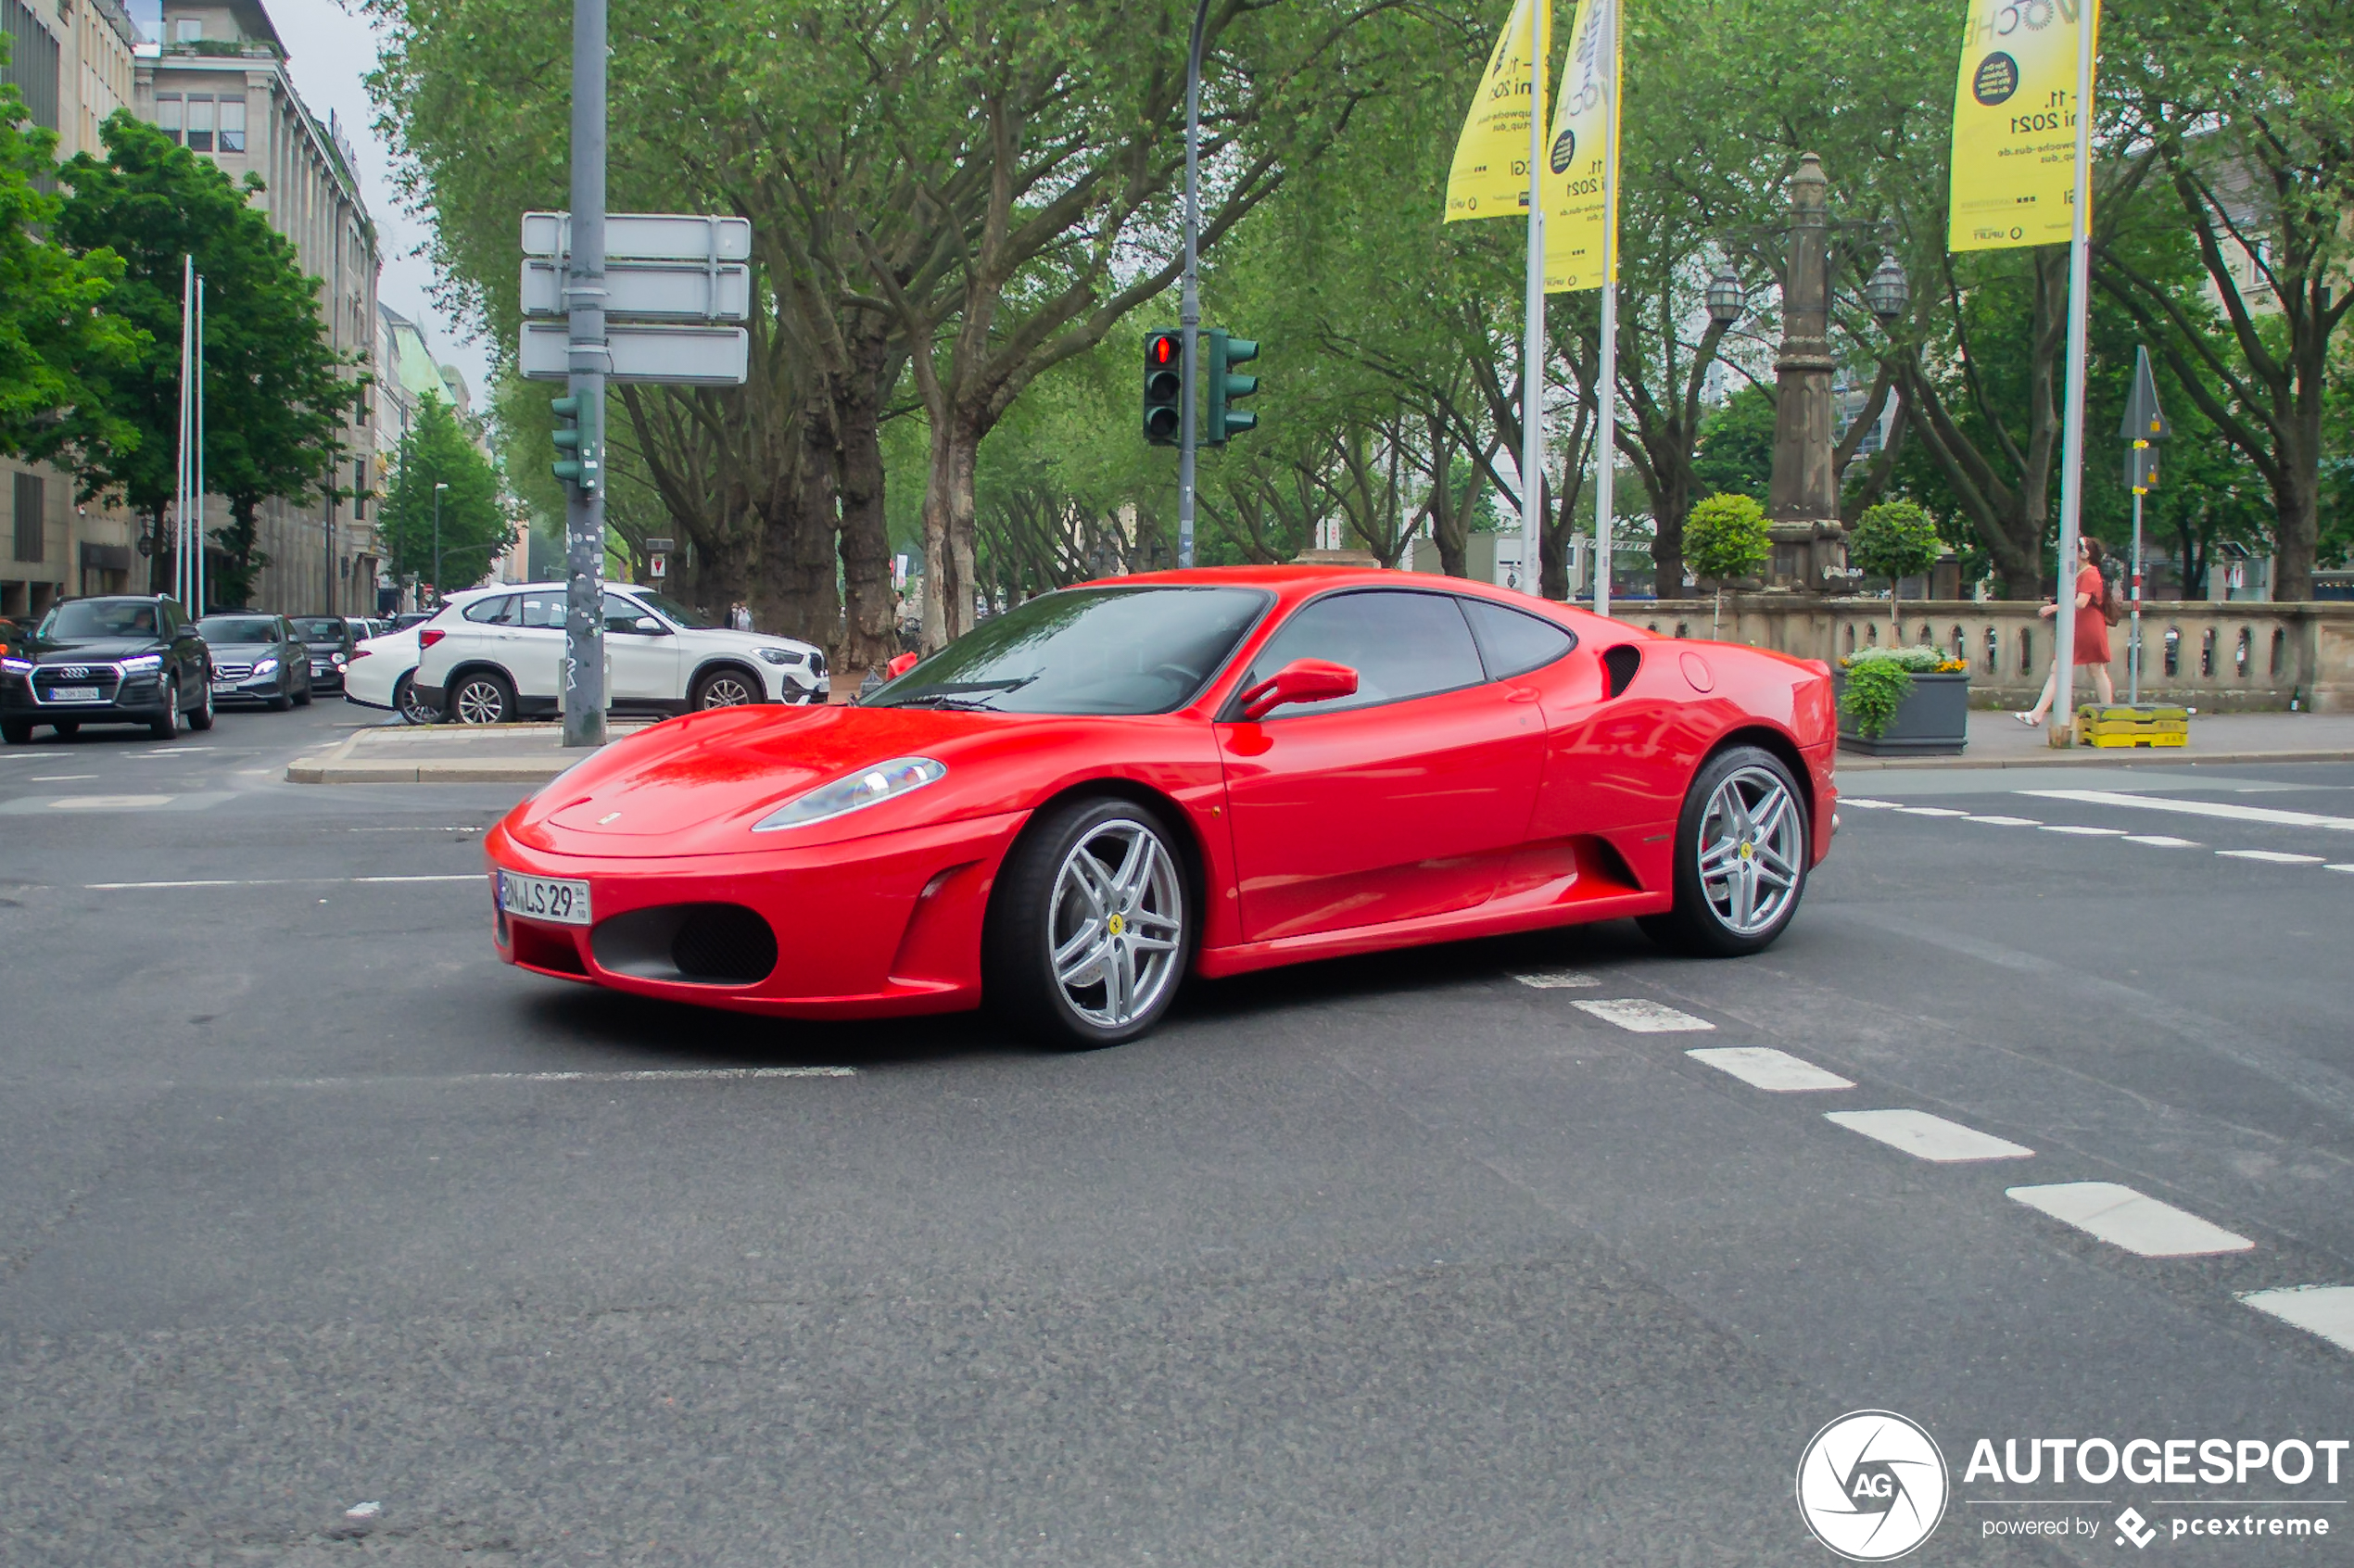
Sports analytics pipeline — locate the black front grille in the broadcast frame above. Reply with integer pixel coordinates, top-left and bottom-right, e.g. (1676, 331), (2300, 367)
(34, 666), (122, 702)
(671, 905), (778, 984)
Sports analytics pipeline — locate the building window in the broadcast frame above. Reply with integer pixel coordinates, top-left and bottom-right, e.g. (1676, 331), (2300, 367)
(186, 96), (214, 152)
(157, 94), (183, 143)
(175, 17), (201, 41)
(13, 471), (44, 564)
(218, 96), (246, 152)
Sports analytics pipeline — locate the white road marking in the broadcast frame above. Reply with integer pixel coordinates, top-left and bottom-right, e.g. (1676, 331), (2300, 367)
(1827, 1109), (2033, 1162)
(2007, 1181), (2254, 1257)
(2327, 865), (2354, 875)
(1964, 815), (2041, 827)
(1514, 968), (1601, 989)
(1898, 806), (1970, 817)
(2040, 824), (2125, 836)
(1840, 798), (1900, 809)
(2240, 1287), (2354, 1355)
(2217, 849), (2325, 866)
(1572, 998), (1715, 1033)
(2123, 834), (2201, 847)
(2022, 789), (2354, 833)
(85, 874), (481, 890)
(1688, 1046), (1853, 1092)
(49, 794), (172, 809)
(28, 774), (98, 782)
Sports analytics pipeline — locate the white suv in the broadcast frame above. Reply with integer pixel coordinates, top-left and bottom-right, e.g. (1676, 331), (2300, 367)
(411, 583), (829, 724)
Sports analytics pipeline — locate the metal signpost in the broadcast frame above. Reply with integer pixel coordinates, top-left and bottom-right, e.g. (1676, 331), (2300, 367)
(2119, 346), (2170, 705)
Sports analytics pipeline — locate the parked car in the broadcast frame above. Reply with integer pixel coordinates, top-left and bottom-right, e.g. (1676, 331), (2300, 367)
(196, 613), (313, 710)
(344, 588), (503, 725)
(1, 594), (216, 743)
(413, 583), (829, 725)
(285, 614), (358, 692)
(389, 612), (434, 632)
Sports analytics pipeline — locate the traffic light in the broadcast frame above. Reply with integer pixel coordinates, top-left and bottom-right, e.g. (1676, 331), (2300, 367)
(1207, 330), (1259, 445)
(551, 394), (601, 492)
(1143, 330), (1183, 446)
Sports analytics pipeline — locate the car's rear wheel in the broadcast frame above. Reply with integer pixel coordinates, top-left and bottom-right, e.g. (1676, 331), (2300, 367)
(450, 671), (514, 726)
(149, 677), (182, 740)
(692, 667), (758, 710)
(1639, 745), (1810, 957)
(395, 672), (438, 725)
(985, 796), (1191, 1049)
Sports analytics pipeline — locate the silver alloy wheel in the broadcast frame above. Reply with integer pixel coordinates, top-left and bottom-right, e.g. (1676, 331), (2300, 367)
(454, 677), (506, 725)
(158, 678), (179, 735)
(699, 672), (755, 708)
(397, 675), (438, 725)
(1695, 764), (1803, 937)
(1046, 816), (1183, 1031)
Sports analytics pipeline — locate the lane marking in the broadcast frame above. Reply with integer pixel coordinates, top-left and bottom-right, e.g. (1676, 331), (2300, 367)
(28, 775), (98, 782)
(1898, 806), (1970, 817)
(2122, 834), (2201, 847)
(1964, 815), (2041, 827)
(2007, 1182), (2254, 1257)
(1688, 1046), (1853, 1092)
(84, 874), (481, 890)
(1840, 798), (1900, 809)
(2040, 824), (2124, 836)
(2217, 849), (2325, 866)
(2021, 789), (2354, 833)
(2240, 1287), (2354, 1355)
(1826, 1108), (2033, 1162)
(2328, 865), (2354, 875)
(1572, 998), (1715, 1033)
(250, 1067), (857, 1089)
(49, 794), (172, 809)
(1514, 968), (1601, 989)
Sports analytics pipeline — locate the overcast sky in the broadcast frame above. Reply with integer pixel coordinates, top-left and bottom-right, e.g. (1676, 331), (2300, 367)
(128, 1), (497, 412)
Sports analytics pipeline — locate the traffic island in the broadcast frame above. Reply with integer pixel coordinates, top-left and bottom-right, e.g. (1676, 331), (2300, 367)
(1837, 710), (2354, 771)
(285, 721), (656, 784)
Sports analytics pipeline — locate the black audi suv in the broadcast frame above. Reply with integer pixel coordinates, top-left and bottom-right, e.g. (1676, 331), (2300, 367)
(0, 595), (215, 744)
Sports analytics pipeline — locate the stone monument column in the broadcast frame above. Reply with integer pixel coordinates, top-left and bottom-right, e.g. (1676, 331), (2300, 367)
(1766, 154), (1847, 592)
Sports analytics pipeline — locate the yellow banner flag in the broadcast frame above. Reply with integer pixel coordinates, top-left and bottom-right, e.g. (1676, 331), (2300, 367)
(1947, 0), (2100, 251)
(1445, 0), (1548, 222)
(1541, 0), (1617, 291)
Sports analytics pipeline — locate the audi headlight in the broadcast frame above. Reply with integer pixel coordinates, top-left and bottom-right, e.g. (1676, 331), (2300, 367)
(120, 653), (164, 674)
(753, 756), (945, 832)
(2, 656), (32, 674)
(757, 647), (805, 666)
(254, 657), (279, 677)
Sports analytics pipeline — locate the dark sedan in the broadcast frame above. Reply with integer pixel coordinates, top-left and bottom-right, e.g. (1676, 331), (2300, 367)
(1, 596), (216, 743)
(196, 613), (313, 711)
(287, 614), (358, 692)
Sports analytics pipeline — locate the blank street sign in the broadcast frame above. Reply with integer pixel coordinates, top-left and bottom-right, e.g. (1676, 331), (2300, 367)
(518, 321), (749, 386)
(521, 258), (752, 322)
(521, 210), (752, 262)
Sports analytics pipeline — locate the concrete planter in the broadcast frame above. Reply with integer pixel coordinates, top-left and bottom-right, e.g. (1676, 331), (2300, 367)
(1835, 669), (1970, 755)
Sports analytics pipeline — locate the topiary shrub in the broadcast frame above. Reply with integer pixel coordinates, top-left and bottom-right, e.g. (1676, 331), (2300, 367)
(1847, 500), (1944, 638)
(1684, 492), (1771, 637)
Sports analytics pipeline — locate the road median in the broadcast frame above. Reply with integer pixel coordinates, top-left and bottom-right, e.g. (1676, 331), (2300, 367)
(286, 721), (653, 784)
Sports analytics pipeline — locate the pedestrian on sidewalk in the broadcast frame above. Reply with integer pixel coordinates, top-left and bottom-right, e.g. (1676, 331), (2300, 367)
(2019, 535), (2116, 727)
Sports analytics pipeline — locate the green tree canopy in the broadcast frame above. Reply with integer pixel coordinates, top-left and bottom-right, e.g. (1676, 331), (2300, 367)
(378, 398), (513, 598)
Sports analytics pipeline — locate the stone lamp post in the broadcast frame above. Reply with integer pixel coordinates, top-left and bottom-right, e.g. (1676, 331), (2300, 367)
(1765, 155), (1845, 593)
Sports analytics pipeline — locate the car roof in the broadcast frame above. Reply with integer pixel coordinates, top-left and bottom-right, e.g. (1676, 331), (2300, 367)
(1063, 564), (1621, 629)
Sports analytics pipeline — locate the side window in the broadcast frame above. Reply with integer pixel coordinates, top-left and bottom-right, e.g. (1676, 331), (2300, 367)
(462, 595), (515, 625)
(602, 592), (652, 632)
(1246, 590), (1486, 713)
(1460, 598), (1576, 678)
(514, 593), (567, 629)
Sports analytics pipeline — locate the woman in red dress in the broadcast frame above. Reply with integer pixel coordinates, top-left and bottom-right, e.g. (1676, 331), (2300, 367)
(2019, 535), (2115, 726)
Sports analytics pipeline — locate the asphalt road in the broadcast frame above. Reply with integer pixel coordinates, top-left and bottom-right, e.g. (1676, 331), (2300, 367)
(3, 702), (2351, 1566)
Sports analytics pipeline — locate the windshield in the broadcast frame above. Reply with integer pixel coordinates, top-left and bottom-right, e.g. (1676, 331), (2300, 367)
(287, 617), (345, 641)
(631, 591), (714, 629)
(865, 586), (1269, 715)
(41, 601), (158, 640)
(201, 616), (281, 643)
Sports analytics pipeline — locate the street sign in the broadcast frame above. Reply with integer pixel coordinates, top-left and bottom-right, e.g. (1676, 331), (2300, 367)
(644, 537), (675, 553)
(520, 211), (751, 263)
(649, 552), (667, 579)
(522, 258), (752, 322)
(519, 321), (749, 385)
(2119, 346), (2171, 445)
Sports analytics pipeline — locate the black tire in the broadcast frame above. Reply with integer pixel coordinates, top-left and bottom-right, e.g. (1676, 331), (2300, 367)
(293, 676), (312, 707)
(1639, 744), (1811, 957)
(691, 665), (761, 710)
(187, 684), (214, 731)
(267, 686), (294, 712)
(449, 669), (515, 726)
(1, 718), (29, 745)
(148, 677), (182, 740)
(395, 672), (438, 726)
(983, 795), (1193, 1049)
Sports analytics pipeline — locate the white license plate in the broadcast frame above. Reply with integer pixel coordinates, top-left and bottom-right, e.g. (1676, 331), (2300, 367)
(500, 870), (591, 926)
(49, 686), (99, 702)
(211, 679), (237, 692)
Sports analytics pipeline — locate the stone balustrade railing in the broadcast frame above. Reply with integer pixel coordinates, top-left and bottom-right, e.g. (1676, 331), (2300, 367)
(1608, 597), (2354, 712)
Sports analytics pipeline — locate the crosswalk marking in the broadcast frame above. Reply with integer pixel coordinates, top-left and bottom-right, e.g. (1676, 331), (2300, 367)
(2007, 1182), (2254, 1257)
(1827, 1109), (2033, 1162)
(2122, 834), (2201, 847)
(1840, 798), (1900, 809)
(1513, 969), (1601, 989)
(1572, 998), (1715, 1033)
(1964, 815), (2041, 827)
(1898, 806), (1969, 817)
(2328, 865), (2354, 875)
(2021, 789), (2354, 833)
(2217, 849), (2325, 866)
(1688, 1046), (1853, 1092)
(2040, 824), (2124, 836)
(2240, 1287), (2354, 1355)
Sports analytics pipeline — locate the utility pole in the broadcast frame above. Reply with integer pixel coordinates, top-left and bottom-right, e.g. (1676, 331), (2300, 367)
(431, 481), (448, 603)
(563, 0), (610, 746)
(1175, 0), (1209, 569)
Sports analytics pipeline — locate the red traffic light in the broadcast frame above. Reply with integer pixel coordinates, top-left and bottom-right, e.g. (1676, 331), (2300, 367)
(1149, 333), (1178, 365)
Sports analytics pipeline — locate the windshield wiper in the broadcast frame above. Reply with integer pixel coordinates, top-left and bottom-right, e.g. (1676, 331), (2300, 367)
(890, 693), (1005, 711)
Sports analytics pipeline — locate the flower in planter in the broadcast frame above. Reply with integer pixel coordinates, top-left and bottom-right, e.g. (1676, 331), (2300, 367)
(1838, 644), (1968, 740)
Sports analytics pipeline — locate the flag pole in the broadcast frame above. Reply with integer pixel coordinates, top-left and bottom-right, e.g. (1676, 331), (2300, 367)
(1519, 0), (1547, 596)
(194, 274), (207, 614)
(2048, 0), (2098, 746)
(175, 256), (194, 609)
(1590, 14), (1619, 620)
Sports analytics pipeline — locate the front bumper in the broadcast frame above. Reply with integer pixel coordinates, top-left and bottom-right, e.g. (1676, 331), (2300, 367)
(486, 807), (1028, 1019)
(307, 659), (347, 689)
(2, 671), (171, 726)
(210, 673), (290, 704)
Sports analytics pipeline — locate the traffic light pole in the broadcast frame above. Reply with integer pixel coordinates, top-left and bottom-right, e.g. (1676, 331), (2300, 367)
(1175, 0), (1209, 570)
(563, 0), (609, 747)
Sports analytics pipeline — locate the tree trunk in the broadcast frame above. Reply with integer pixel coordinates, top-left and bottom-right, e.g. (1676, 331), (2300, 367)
(752, 416), (842, 646)
(833, 339), (897, 671)
(920, 418), (980, 651)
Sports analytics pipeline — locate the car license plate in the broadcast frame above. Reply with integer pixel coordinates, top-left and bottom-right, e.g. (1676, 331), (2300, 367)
(500, 870), (591, 926)
(49, 686), (99, 702)
(211, 678), (236, 692)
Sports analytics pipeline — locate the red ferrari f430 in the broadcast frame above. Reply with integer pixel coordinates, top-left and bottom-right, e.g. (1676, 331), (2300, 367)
(486, 567), (1838, 1046)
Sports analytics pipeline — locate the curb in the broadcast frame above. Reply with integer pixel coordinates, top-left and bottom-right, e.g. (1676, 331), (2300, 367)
(1838, 748), (2354, 773)
(285, 721), (655, 784)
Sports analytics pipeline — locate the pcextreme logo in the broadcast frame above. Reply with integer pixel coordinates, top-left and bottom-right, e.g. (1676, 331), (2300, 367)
(1796, 1410), (1951, 1562)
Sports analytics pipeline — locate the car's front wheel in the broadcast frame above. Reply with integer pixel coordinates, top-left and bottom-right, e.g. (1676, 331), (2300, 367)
(692, 667), (758, 710)
(1639, 744), (1810, 957)
(188, 684), (214, 731)
(984, 797), (1191, 1049)
(149, 677), (182, 740)
(449, 671), (514, 725)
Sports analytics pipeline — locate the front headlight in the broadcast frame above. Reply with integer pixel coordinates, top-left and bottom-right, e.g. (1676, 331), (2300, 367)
(254, 657), (279, 677)
(753, 756), (945, 832)
(757, 647), (805, 666)
(331, 651), (348, 665)
(119, 653), (164, 674)
(2, 656), (32, 674)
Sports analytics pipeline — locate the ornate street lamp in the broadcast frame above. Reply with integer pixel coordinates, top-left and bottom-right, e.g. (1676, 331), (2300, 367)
(1706, 268), (1745, 326)
(1866, 253), (1910, 324)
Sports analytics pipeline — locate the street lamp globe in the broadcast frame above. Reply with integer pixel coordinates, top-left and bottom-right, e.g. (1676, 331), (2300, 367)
(1705, 268), (1744, 326)
(1867, 253), (1910, 323)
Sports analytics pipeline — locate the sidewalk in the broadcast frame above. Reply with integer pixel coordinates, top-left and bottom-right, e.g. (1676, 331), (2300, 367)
(1838, 709), (2354, 771)
(285, 722), (655, 784)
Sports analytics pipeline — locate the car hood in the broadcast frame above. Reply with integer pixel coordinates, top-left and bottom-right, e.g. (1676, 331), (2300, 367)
(31, 639), (163, 663)
(504, 702), (1093, 858)
(208, 641), (283, 661)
